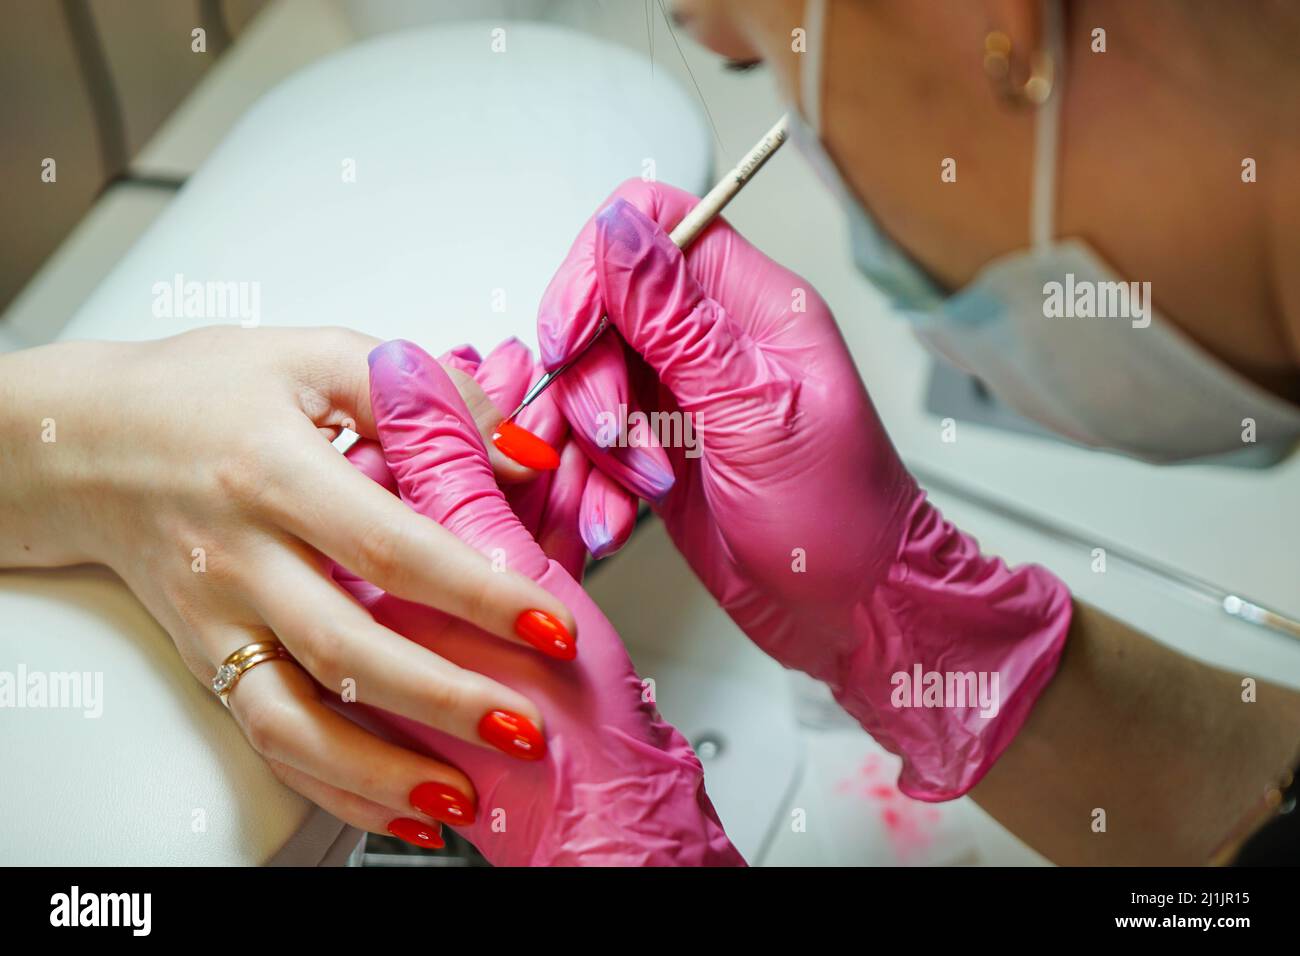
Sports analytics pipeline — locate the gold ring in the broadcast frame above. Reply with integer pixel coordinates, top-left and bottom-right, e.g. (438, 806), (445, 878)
(210, 639), (294, 708)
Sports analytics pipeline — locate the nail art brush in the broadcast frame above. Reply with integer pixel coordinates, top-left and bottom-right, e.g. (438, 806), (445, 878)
(504, 113), (790, 422)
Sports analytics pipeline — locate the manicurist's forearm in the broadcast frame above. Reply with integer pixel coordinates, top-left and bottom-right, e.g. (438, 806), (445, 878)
(971, 600), (1300, 865)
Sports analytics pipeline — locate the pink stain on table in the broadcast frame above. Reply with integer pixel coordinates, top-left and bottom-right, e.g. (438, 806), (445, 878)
(837, 754), (942, 863)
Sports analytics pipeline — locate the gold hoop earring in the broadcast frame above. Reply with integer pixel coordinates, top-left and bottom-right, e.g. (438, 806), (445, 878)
(983, 30), (1054, 107)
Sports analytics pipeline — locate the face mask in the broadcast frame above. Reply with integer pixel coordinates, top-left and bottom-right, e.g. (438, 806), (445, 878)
(793, 0), (1300, 464)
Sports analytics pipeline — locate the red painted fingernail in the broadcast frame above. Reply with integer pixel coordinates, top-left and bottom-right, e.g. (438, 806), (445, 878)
(388, 817), (445, 849)
(478, 709), (546, 761)
(410, 782), (477, 826)
(514, 609), (577, 661)
(492, 421), (560, 471)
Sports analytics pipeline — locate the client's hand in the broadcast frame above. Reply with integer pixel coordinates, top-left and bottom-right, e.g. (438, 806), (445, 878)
(340, 339), (743, 865)
(0, 326), (580, 846)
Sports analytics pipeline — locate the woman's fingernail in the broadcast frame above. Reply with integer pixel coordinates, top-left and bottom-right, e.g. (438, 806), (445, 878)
(492, 421), (561, 471)
(410, 782), (477, 826)
(478, 709), (547, 761)
(388, 817), (445, 849)
(514, 609), (577, 661)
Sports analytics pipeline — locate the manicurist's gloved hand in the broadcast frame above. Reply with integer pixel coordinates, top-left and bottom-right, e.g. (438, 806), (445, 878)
(340, 339), (744, 865)
(439, 338), (638, 579)
(537, 180), (1074, 800)
(355, 337), (638, 581)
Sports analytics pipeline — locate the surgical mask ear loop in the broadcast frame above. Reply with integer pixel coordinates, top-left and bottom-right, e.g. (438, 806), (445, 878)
(985, 0), (1065, 254)
(800, 0), (827, 135)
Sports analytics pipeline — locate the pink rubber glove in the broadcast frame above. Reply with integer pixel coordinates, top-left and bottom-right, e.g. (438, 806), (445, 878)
(446, 339), (639, 575)
(339, 338), (744, 865)
(537, 180), (1073, 801)
(353, 338), (637, 579)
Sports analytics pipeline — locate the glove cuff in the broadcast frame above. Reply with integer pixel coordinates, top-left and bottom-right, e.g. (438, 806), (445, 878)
(834, 492), (1072, 801)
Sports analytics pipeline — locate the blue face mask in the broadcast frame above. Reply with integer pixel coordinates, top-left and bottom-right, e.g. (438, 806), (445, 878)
(795, 0), (1300, 463)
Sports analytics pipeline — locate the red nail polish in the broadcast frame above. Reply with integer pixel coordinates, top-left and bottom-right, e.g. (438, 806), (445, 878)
(515, 609), (577, 661)
(478, 709), (546, 761)
(388, 817), (445, 849)
(410, 782), (477, 826)
(492, 421), (560, 471)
